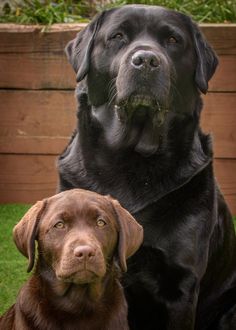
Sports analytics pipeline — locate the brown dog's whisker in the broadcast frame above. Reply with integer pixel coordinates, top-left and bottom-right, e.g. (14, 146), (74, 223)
(1, 189), (143, 329)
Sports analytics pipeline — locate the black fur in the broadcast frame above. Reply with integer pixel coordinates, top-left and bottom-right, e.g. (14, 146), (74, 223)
(58, 5), (236, 330)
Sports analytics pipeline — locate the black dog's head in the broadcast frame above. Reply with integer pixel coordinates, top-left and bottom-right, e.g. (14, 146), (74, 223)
(66, 5), (218, 155)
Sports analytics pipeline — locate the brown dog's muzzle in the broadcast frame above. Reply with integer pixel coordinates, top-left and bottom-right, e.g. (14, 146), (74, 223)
(13, 189), (143, 286)
(55, 233), (107, 284)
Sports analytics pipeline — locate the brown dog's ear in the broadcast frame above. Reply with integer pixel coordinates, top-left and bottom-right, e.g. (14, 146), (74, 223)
(13, 200), (47, 273)
(65, 10), (109, 82)
(110, 199), (143, 272)
(192, 22), (218, 94)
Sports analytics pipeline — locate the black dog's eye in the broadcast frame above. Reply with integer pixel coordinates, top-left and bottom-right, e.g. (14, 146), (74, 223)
(96, 218), (107, 227)
(54, 221), (65, 229)
(167, 36), (178, 44)
(112, 32), (124, 40)
(106, 32), (126, 49)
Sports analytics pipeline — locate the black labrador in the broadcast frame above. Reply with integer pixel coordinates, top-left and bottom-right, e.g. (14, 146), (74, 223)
(58, 5), (236, 330)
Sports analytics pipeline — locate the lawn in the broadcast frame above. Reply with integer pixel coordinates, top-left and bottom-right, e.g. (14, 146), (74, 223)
(0, 204), (235, 316)
(0, 204), (31, 315)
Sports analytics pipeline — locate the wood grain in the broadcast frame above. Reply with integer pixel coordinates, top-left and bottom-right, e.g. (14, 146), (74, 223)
(0, 23), (235, 54)
(0, 154), (58, 203)
(0, 53), (235, 91)
(200, 24), (236, 55)
(0, 90), (76, 154)
(209, 56), (236, 92)
(1, 90), (235, 158)
(0, 24), (235, 212)
(0, 52), (76, 89)
(202, 92), (236, 158)
(214, 159), (236, 214)
(0, 23), (83, 53)
(0, 154), (235, 214)
(0, 24), (235, 90)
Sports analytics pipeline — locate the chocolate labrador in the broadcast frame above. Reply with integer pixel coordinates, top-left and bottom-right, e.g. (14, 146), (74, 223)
(0, 189), (143, 330)
(58, 5), (236, 330)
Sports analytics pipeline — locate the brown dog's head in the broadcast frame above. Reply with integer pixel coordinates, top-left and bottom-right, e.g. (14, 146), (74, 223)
(13, 189), (143, 284)
(65, 5), (218, 155)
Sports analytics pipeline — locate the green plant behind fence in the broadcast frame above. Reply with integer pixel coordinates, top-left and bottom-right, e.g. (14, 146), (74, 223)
(0, 0), (236, 24)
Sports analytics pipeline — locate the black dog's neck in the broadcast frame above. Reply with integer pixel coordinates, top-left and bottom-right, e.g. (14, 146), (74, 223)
(72, 93), (213, 213)
(77, 88), (202, 153)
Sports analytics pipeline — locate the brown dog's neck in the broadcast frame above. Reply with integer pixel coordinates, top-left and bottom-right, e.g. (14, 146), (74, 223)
(28, 260), (124, 317)
(16, 271), (128, 330)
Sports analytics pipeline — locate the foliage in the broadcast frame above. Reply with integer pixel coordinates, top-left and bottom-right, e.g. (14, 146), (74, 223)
(0, 0), (90, 24)
(0, 0), (235, 24)
(108, 0), (236, 23)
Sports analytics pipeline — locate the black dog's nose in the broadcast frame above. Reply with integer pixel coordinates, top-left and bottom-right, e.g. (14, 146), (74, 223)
(131, 50), (160, 70)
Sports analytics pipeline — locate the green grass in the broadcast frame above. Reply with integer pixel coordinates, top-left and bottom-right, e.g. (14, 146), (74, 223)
(0, 0), (236, 24)
(0, 204), (235, 316)
(0, 204), (31, 315)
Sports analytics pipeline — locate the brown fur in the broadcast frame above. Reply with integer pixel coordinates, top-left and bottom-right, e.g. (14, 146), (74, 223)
(0, 189), (143, 330)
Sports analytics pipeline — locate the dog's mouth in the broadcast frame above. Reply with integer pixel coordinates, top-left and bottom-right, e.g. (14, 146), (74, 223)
(118, 94), (160, 110)
(115, 94), (168, 125)
(57, 269), (99, 285)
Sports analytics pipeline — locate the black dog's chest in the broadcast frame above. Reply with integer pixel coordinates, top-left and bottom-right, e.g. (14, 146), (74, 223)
(124, 242), (195, 330)
(58, 4), (236, 329)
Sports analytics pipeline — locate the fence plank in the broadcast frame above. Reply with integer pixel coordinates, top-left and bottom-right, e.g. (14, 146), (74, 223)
(0, 52), (76, 89)
(0, 53), (235, 91)
(202, 92), (236, 158)
(0, 24), (235, 212)
(209, 56), (236, 92)
(0, 23), (83, 53)
(0, 154), (235, 214)
(0, 23), (235, 91)
(0, 90), (75, 154)
(214, 159), (236, 214)
(0, 154), (58, 203)
(1, 90), (235, 157)
(0, 23), (235, 54)
(201, 24), (236, 55)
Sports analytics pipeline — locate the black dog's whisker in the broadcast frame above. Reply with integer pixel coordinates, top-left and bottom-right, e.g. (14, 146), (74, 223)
(58, 5), (234, 330)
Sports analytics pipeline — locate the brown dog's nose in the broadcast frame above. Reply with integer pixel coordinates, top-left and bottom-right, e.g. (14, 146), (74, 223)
(74, 245), (96, 261)
(131, 50), (160, 70)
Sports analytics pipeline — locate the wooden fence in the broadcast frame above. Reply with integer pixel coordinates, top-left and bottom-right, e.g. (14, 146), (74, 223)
(0, 23), (235, 214)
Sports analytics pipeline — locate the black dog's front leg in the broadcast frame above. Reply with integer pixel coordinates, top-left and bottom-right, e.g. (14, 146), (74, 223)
(125, 246), (200, 330)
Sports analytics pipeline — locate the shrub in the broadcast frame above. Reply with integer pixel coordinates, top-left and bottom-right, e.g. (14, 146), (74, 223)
(0, 0), (236, 24)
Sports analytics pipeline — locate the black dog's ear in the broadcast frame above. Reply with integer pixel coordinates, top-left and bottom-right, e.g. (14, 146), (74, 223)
(13, 200), (47, 273)
(192, 23), (218, 94)
(65, 10), (108, 82)
(109, 198), (143, 272)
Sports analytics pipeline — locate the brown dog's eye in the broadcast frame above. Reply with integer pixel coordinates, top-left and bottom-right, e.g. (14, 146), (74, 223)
(96, 218), (107, 227)
(168, 36), (177, 44)
(54, 221), (65, 229)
